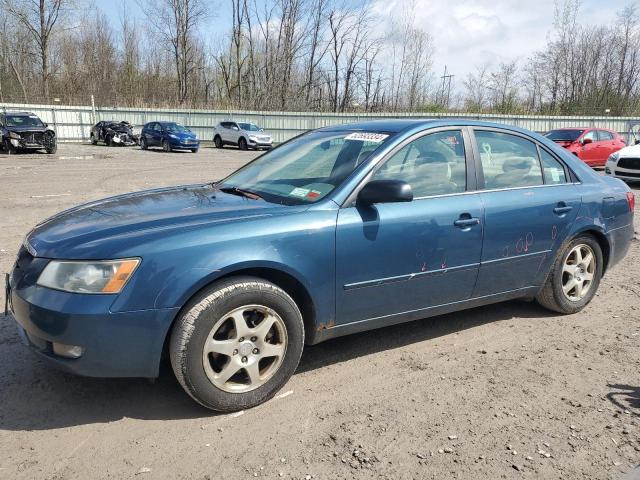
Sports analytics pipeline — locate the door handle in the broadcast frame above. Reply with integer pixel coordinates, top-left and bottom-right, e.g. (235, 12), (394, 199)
(553, 204), (573, 215)
(454, 216), (480, 228)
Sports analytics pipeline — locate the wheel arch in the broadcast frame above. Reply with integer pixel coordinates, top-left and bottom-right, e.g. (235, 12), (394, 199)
(571, 227), (611, 274)
(161, 264), (318, 366)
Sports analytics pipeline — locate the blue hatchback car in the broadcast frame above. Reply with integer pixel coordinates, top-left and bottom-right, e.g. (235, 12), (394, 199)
(139, 121), (199, 152)
(7, 120), (635, 411)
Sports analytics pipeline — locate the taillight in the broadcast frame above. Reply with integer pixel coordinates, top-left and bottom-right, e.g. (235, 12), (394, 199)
(627, 192), (636, 212)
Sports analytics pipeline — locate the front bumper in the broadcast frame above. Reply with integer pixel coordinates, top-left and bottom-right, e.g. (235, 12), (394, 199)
(248, 138), (272, 148)
(8, 258), (178, 378)
(169, 138), (199, 149)
(605, 163), (640, 181)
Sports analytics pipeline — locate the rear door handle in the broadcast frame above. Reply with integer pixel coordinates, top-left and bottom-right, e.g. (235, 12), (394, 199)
(454, 216), (480, 228)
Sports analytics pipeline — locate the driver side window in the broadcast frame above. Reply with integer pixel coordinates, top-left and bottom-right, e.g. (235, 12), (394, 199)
(372, 130), (467, 197)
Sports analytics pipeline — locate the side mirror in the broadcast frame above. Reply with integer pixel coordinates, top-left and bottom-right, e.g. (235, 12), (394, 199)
(44, 123), (48, 128)
(357, 179), (413, 205)
(635, 140), (640, 145)
(582, 137), (593, 145)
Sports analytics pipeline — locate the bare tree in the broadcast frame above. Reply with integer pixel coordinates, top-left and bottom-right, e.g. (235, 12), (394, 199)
(1, 0), (74, 97)
(139, 0), (207, 104)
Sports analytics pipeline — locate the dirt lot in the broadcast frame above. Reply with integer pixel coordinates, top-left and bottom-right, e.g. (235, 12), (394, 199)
(0, 143), (639, 480)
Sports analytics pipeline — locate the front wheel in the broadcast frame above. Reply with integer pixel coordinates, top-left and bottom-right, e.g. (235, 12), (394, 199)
(3, 139), (17, 154)
(140, 136), (148, 150)
(536, 235), (603, 314)
(90, 134), (97, 145)
(191, 148), (198, 153)
(238, 137), (247, 150)
(169, 277), (304, 412)
(162, 139), (171, 152)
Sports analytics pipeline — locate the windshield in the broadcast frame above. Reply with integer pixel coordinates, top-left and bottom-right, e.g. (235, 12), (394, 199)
(239, 123), (262, 132)
(545, 129), (584, 142)
(163, 123), (189, 133)
(5, 114), (44, 128)
(218, 130), (392, 205)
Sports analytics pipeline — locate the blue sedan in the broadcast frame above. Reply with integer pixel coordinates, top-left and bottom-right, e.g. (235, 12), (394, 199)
(7, 120), (635, 411)
(139, 121), (199, 152)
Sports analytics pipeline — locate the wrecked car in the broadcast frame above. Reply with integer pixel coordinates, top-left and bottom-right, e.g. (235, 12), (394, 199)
(1, 111), (57, 154)
(90, 121), (138, 146)
(7, 120), (635, 412)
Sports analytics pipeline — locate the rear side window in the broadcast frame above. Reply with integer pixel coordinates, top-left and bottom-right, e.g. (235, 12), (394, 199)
(582, 130), (597, 142)
(598, 130), (614, 141)
(539, 148), (568, 184)
(476, 131), (543, 189)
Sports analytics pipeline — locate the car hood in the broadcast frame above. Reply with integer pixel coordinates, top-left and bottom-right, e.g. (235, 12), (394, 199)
(616, 143), (640, 157)
(6, 125), (49, 134)
(168, 131), (197, 140)
(27, 184), (299, 258)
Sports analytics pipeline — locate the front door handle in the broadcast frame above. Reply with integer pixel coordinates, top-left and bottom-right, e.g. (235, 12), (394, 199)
(553, 204), (573, 215)
(454, 215), (480, 228)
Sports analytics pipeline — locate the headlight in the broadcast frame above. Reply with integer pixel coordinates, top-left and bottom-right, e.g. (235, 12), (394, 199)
(249, 135), (257, 141)
(37, 259), (140, 294)
(169, 134), (179, 139)
(608, 152), (620, 163)
(8, 131), (20, 140)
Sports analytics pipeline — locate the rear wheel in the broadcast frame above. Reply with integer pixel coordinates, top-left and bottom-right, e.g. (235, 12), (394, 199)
(536, 235), (603, 314)
(214, 135), (223, 149)
(238, 137), (247, 150)
(169, 277), (304, 412)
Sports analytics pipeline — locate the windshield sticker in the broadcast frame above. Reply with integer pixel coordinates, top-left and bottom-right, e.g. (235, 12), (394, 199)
(306, 190), (321, 199)
(345, 132), (389, 143)
(290, 187), (310, 197)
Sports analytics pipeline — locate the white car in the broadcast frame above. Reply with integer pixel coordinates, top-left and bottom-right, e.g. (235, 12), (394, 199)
(213, 121), (273, 150)
(605, 143), (640, 183)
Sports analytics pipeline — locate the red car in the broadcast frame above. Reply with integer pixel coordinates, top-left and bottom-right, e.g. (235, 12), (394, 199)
(544, 128), (626, 167)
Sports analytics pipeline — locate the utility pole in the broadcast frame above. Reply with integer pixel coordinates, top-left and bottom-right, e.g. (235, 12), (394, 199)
(439, 66), (454, 109)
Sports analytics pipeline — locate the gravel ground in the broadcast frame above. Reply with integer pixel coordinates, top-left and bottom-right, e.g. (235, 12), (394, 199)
(0, 143), (639, 480)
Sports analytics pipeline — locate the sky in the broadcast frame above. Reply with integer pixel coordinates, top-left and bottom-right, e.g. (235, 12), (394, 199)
(95, 0), (632, 83)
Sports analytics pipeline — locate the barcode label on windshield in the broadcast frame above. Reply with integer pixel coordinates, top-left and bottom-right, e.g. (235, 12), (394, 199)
(345, 133), (389, 143)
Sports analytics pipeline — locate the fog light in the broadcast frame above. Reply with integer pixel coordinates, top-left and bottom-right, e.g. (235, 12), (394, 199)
(52, 342), (85, 359)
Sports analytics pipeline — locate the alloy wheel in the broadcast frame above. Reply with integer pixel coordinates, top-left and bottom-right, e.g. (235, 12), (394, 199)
(202, 304), (288, 393)
(562, 244), (596, 301)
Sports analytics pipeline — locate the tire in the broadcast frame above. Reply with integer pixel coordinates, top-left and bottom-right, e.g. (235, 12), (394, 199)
(45, 138), (57, 155)
(140, 136), (148, 150)
(3, 139), (17, 154)
(191, 148), (198, 153)
(238, 137), (247, 150)
(90, 134), (97, 145)
(169, 276), (304, 412)
(536, 234), (603, 314)
(163, 139), (171, 152)
(214, 136), (223, 149)
(105, 135), (112, 147)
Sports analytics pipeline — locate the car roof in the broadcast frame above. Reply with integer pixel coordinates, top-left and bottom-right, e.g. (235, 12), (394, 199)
(315, 119), (550, 135)
(3, 111), (36, 116)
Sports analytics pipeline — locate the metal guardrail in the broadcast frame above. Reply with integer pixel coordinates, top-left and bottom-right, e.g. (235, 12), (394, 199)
(2, 102), (638, 143)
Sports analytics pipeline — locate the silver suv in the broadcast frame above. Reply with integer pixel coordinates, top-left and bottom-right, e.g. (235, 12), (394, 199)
(213, 121), (273, 150)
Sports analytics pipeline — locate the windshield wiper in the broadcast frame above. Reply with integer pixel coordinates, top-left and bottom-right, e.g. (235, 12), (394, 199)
(218, 186), (263, 200)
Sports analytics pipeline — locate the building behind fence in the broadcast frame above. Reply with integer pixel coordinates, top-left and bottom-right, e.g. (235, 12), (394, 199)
(2, 102), (639, 144)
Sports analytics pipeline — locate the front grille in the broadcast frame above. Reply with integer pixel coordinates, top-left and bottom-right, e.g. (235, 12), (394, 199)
(18, 132), (44, 145)
(617, 157), (640, 170)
